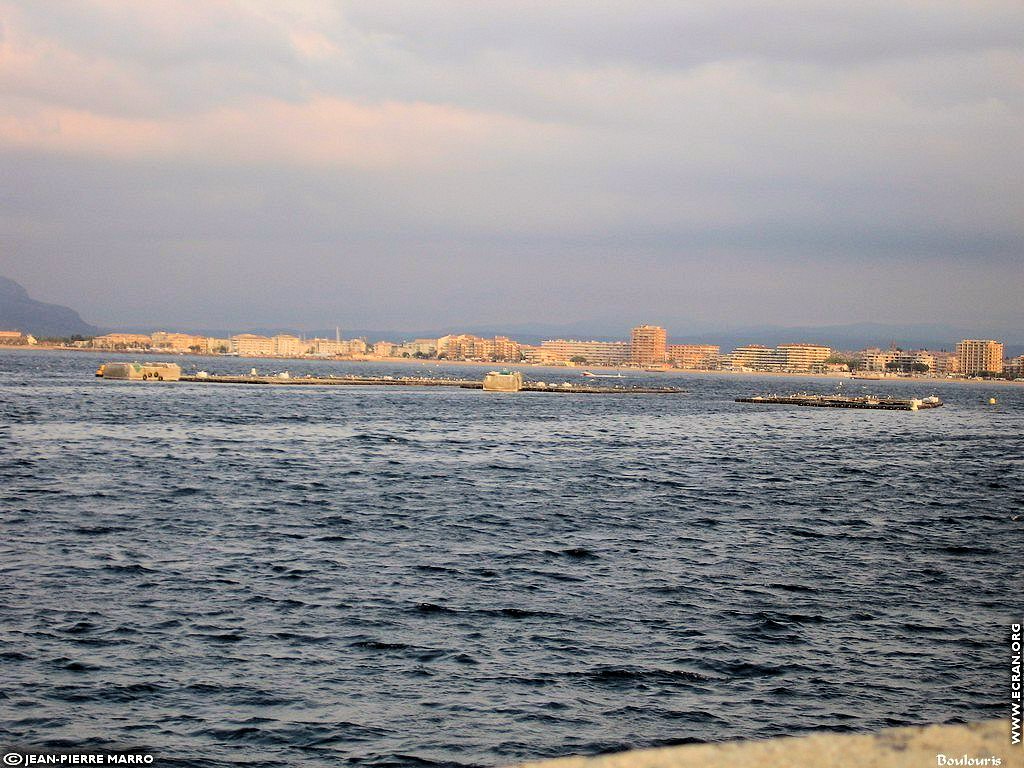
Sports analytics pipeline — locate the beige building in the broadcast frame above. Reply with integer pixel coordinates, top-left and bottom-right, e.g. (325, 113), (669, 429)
(775, 343), (832, 371)
(436, 334), (519, 361)
(151, 331), (205, 352)
(1005, 356), (1024, 378)
(484, 336), (522, 362)
(92, 333), (153, 349)
(860, 348), (954, 374)
(272, 334), (306, 357)
(520, 345), (544, 364)
(539, 339), (631, 366)
(930, 351), (959, 376)
(956, 339), (1003, 375)
(407, 338), (439, 357)
(898, 350), (935, 372)
(667, 344), (720, 369)
(230, 334), (274, 357)
(308, 338), (345, 356)
(859, 348), (898, 371)
(201, 337), (232, 354)
(437, 334), (485, 360)
(372, 341), (399, 357)
(727, 345), (778, 370)
(631, 325), (667, 365)
(0, 330), (28, 345)
(345, 339), (368, 356)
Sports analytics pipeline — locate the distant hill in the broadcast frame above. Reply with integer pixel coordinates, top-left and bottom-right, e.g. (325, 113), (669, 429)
(0, 277), (98, 337)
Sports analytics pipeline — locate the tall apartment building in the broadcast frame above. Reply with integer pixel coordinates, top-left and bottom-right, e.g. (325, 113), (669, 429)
(956, 339), (1004, 375)
(631, 325), (667, 365)
(539, 339), (631, 366)
(667, 344), (720, 369)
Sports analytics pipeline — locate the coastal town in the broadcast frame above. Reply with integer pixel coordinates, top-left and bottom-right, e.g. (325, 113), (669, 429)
(0, 325), (1018, 380)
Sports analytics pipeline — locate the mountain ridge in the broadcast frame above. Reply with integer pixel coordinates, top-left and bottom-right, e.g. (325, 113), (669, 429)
(0, 277), (98, 337)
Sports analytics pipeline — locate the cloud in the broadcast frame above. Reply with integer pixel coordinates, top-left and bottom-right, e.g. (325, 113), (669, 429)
(0, 0), (1021, 331)
(0, 93), (559, 171)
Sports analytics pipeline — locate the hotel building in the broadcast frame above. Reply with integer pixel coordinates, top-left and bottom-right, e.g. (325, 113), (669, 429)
(397, 338), (438, 357)
(201, 337), (232, 354)
(930, 351), (959, 375)
(667, 344), (720, 369)
(230, 334), (274, 357)
(91, 333), (153, 349)
(956, 339), (1004, 375)
(631, 325), (667, 365)
(538, 339), (631, 366)
(727, 345), (778, 370)
(372, 341), (399, 357)
(271, 334), (306, 357)
(775, 343), (832, 371)
(436, 334), (521, 361)
(859, 348), (898, 371)
(151, 332), (205, 352)
(308, 338), (345, 356)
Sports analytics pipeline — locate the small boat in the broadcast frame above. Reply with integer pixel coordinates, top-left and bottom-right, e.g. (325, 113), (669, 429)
(582, 371), (625, 378)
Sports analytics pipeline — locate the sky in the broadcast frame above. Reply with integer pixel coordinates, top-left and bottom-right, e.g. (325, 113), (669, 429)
(1, 0), (1022, 334)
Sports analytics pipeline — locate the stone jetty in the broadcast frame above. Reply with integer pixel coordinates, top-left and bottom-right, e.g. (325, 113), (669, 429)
(167, 372), (684, 394)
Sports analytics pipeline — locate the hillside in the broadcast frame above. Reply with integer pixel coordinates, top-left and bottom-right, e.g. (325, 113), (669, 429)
(0, 277), (98, 337)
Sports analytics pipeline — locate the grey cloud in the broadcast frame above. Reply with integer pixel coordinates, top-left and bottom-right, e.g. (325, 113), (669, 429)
(0, 1), (1021, 333)
(342, 1), (1024, 69)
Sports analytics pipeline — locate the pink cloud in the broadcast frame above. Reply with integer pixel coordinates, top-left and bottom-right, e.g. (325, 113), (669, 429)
(0, 95), (562, 169)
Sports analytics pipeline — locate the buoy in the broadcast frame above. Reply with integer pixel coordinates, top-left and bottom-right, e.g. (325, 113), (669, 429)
(988, 397), (997, 405)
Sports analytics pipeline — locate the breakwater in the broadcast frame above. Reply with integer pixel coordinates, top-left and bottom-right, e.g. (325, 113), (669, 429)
(736, 393), (943, 410)
(177, 373), (684, 394)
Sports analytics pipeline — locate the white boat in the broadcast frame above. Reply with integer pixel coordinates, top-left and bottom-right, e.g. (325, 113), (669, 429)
(581, 371), (624, 378)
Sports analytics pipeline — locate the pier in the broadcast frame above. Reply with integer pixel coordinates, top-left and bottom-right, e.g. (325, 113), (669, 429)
(170, 373), (684, 394)
(736, 393), (943, 411)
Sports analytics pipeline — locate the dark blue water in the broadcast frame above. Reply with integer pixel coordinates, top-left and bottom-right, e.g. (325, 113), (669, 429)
(1, 350), (1021, 767)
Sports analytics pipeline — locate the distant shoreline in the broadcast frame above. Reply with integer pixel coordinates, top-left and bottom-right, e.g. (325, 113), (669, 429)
(4, 344), (1022, 386)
